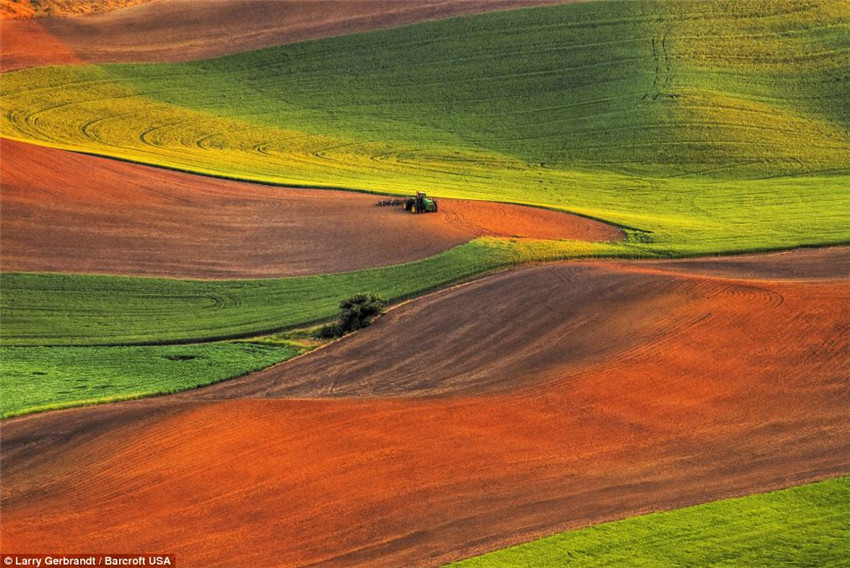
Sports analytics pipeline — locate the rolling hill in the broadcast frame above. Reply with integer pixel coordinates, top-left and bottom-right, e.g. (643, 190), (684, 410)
(2, 0), (848, 255)
(2, 252), (848, 565)
(1, 1), (849, 565)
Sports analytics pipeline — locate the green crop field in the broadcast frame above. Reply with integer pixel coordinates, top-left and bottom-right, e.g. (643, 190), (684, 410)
(0, 238), (631, 413)
(451, 476), (850, 567)
(0, 238), (637, 346)
(0, 342), (298, 418)
(1, 1), (848, 411)
(0, 1), (847, 563)
(0, 238), (627, 413)
(2, 0), (849, 256)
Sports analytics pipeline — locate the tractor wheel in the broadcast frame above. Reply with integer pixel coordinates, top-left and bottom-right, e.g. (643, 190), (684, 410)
(432, 202), (438, 213)
(411, 203), (419, 214)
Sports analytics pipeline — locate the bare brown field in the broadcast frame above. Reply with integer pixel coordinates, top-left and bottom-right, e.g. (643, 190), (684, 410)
(0, 140), (618, 278)
(0, 0), (571, 71)
(0, 17), (79, 71)
(2, 250), (847, 567)
(614, 247), (850, 281)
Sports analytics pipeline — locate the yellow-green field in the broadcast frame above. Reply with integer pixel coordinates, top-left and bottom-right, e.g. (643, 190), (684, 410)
(3, 0), (849, 255)
(1, 1), (848, 566)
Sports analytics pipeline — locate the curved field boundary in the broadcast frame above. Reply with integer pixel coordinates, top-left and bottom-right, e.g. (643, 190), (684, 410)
(606, 245), (850, 281)
(1, 139), (621, 279)
(0, 342), (300, 419)
(0, 237), (631, 347)
(2, 251), (848, 566)
(3, 1), (849, 255)
(173, 247), (850, 400)
(0, 0), (572, 71)
(451, 476), (850, 567)
(3, 244), (847, 348)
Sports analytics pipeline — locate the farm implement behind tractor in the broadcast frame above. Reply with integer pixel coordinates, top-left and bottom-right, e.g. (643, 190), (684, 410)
(377, 191), (438, 214)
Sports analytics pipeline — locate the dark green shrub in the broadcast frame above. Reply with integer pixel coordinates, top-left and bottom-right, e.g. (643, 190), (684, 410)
(315, 323), (341, 339)
(315, 293), (387, 339)
(338, 292), (387, 333)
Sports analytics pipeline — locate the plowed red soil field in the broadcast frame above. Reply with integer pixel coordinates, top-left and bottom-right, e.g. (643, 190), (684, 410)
(0, 140), (619, 277)
(3, 248), (847, 567)
(0, 0), (571, 71)
(0, 17), (80, 71)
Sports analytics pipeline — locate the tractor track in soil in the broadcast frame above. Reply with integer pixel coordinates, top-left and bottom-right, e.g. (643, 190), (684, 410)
(2, 247), (848, 567)
(0, 139), (621, 278)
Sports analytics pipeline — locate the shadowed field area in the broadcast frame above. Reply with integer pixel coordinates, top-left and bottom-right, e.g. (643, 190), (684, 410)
(0, 140), (619, 278)
(2, 249), (847, 567)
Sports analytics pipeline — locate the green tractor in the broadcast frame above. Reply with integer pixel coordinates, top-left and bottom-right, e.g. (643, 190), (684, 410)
(402, 191), (438, 214)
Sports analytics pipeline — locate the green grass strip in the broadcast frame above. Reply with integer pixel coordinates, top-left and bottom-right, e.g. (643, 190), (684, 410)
(450, 476), (850, 567)
(0, 342), (298, 418)
(0, 239), (635, 346)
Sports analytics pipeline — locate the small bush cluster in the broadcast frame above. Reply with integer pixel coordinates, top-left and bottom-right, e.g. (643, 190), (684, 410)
(316, 293), (387, 339)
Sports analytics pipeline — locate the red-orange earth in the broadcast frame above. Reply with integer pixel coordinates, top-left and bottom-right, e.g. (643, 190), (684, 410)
(2, 248), (847, 567)
(1, 140), (621, 278)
